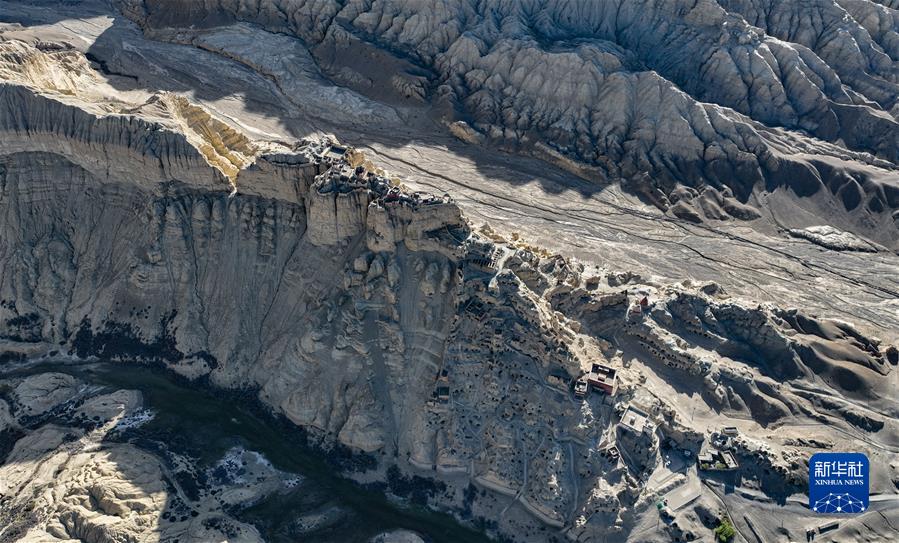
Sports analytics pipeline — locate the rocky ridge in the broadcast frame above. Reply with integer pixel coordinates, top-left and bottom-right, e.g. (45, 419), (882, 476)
(1, 11), (898, 543)
(115, 0), (899, 245)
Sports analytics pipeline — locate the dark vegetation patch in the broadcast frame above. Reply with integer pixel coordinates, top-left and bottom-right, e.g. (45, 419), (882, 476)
(0, 427), (26, 463)
(461, 483), (477, 519)
(886, 345), (898, 365)
(5, 313), (40, 328)
(203, 517), (242, 539)
(70, 312), (218, 369)
(2, 312), (42, 342)
(0, 351), (26, 366)
(71, 312), (181, 362)
(386, 465), (447, 507)
(99, 359), (376, 477)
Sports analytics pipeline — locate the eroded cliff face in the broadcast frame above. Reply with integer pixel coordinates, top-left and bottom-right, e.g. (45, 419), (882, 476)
(1, 38), (465, 450)
(114, 0), (899, 241)
(1, 25), (898, 543)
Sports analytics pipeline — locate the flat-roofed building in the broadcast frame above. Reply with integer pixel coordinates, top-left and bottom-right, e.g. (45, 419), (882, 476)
(698, 448), (740, 471)
(573, 377), (589, 398)
(620, 405), (652, 435)
(586, 363), (618, 395)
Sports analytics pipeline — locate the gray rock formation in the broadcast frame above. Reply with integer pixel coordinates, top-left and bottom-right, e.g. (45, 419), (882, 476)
(1, 3), (898, 543)
(115, 0), (899, 242)
(0, 369), (325, 543)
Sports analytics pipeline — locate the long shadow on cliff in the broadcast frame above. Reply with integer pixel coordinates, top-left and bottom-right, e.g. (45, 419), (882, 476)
(94, 12), (609, 198)
(3, 0), (609, 202)
(0, 359), (494, 542)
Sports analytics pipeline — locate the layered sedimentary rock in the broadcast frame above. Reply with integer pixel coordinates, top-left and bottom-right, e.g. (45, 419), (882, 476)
(1, 13), (898, 543)
(1, 42), (475, 454)
(116, 0), (899, 241)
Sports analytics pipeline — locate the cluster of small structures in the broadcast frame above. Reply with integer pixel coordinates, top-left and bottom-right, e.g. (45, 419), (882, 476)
(697, 427), (740, 471)
(419, 235), (874, 542)
(574, 362), (618, 398)
(310, 142), (453, 210)
(421, 236), (868, 542)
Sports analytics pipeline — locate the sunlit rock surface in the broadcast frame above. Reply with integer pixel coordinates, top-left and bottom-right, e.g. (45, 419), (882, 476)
(117, 0), (899, 244)
(1, 1), (898, 542)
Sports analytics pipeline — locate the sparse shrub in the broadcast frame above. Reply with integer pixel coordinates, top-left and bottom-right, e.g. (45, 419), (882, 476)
(714, 516), (736, 542)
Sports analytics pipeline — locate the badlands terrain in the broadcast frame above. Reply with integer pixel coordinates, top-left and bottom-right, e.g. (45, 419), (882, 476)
(0, 0), (898, 542)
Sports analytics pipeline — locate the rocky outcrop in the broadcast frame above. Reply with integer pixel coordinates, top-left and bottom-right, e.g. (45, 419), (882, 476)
(0, 370), (290, 543)
(116, 0), (899, 234)
(2, 23), (897, 543)
(304, 162), (466, 252)
(0, 39), (467, 456)
(0, 83), (225, 190)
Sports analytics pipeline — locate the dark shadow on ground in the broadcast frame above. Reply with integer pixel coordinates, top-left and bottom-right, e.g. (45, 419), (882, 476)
(0, 360), (495, 542)
(0, 0), (610, 202)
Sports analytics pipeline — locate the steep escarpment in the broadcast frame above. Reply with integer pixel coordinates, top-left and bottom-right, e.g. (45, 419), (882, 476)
(0, 38), (279, 191)
(2, 26), (898, 543)
(3, 107), (894, 539)
(0, 38), (467, 454)
(0, 100), (465, 457)
(116, 0), (899, 241)
(0, 83), (225, 190)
